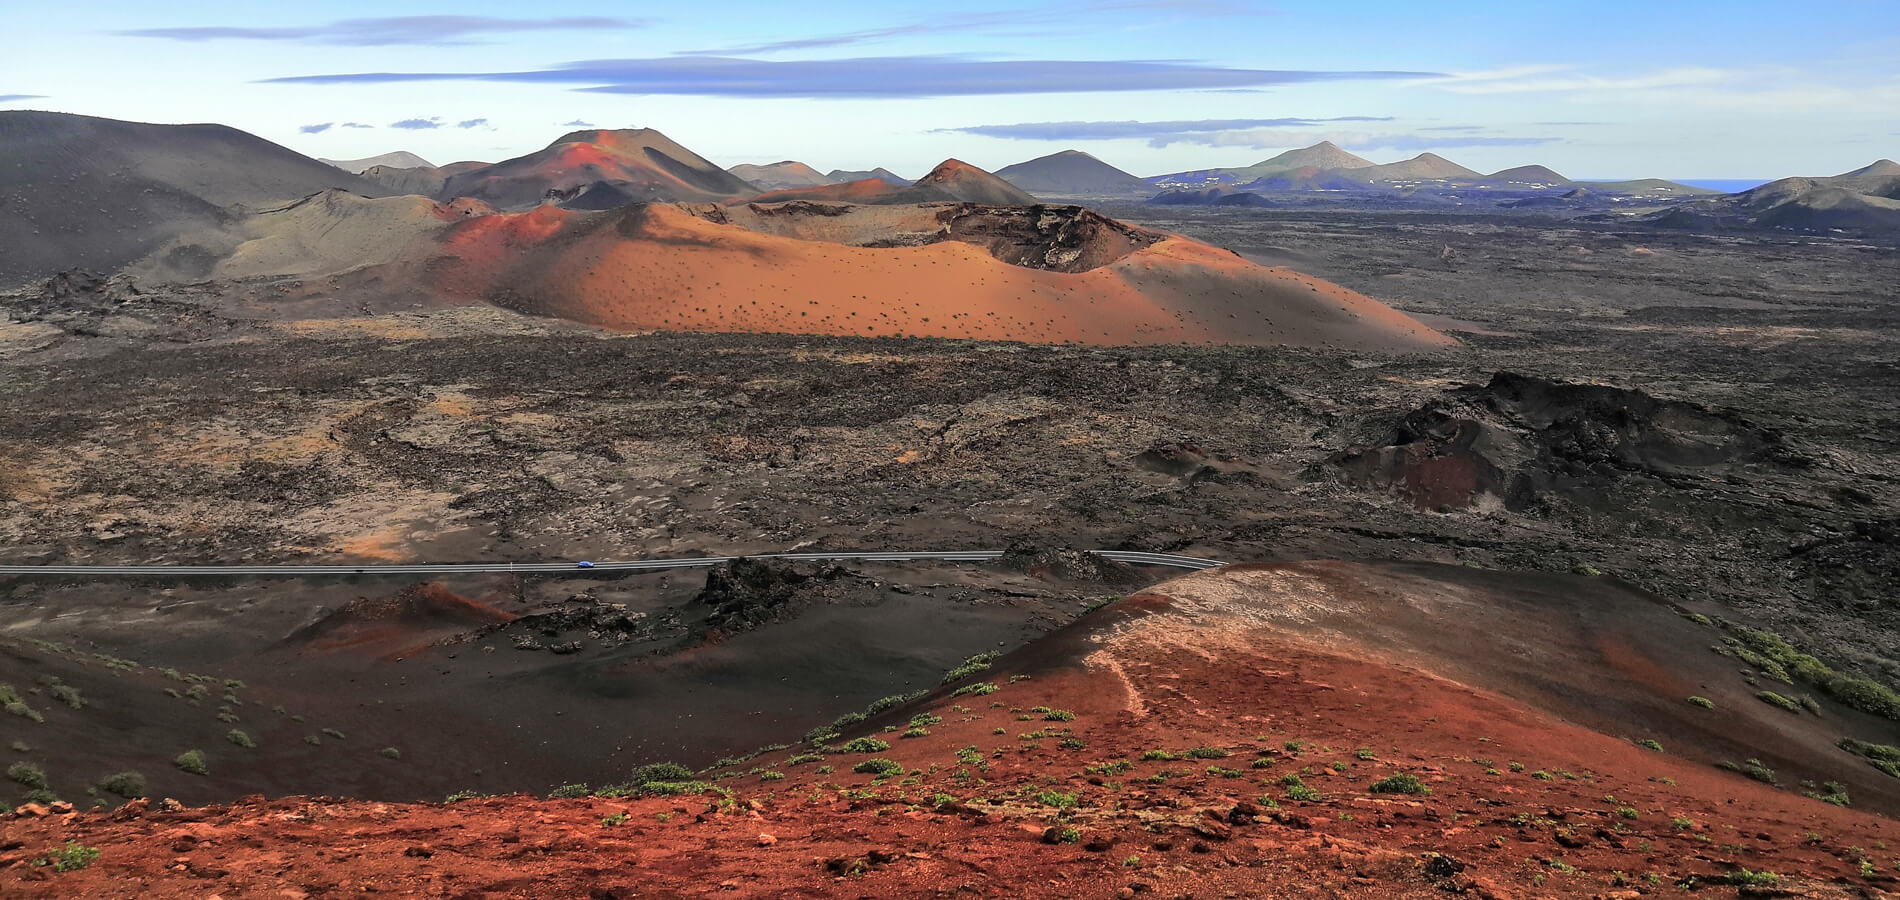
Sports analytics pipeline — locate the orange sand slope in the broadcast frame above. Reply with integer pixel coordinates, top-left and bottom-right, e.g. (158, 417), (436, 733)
(428, 203), (1453, 351)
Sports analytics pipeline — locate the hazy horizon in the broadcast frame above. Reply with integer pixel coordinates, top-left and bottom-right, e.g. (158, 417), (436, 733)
(5, 0), (1897, 180)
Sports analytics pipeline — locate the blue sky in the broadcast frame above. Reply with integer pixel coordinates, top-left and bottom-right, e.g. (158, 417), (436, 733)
(5, 1), (1897, 179)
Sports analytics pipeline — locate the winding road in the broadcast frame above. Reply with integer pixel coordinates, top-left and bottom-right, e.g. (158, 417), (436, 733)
(0, 549), (1226, 577)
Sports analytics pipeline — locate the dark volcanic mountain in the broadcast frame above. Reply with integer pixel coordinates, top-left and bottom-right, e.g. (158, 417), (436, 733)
(994, 150), (1147, 196)
(438, 128), (756, 209)
(1653, 159), (1900, 234)
(1149, 141), (1376, 187)
(825, 167), (911, 186)
(0, 110), (384, 285)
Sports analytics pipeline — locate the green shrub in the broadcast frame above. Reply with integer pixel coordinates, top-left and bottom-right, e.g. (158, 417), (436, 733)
(96, 771), (146, 798)
(174, 750), (209, 776)
(7, 761), (49, 790)
(1716, 869), (1780, 886)
(1803, 780), (1850, 807)
(902, 728), (929, 738)
(548, 783), (591, 799)
(1687, 696), (1714, 709)
(1, 683), (44, 723)
(637, 780), (708, 796)
(1037, 790), (1077, 809)
(33, 842), (99, 873)
(853, 758), (903, 778)
(865, 695), (909, 715)
(1285, 784), (1321, 802)
(1368, 774), (1429, 795)
(843, 737), (890, 754)
(1042, 709), (1076, 722)
(787, 753), (824, 766)
(321, 728), (346, 740)
(444, 789), (488, 803)
(1636, 739), (1665, 753)
(1139, 749), (1175, 761)
(942, 651), (1002, 684)
(1757, 691), (1801, 713)
(951, 682), (998, 698)
(631, 762), (693, 784)
(380, 747), (402, 760)
(39, 677), (84, 710)
(226, 729), (256, 749)
(1184, 747), (1229, 759)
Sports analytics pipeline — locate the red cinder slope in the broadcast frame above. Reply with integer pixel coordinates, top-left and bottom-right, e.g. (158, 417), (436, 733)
(8, 560), (1897, 898)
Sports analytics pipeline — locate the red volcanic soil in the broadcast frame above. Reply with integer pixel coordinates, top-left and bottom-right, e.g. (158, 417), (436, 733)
(421, 203), (1453, 351)
(749, 178), (905, 204)
(9, 561), (1896, 898)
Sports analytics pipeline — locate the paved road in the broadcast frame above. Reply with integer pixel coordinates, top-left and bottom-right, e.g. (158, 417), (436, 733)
(0, 549), (1226, 578)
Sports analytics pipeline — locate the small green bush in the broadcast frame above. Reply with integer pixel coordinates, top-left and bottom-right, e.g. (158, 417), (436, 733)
(7, 761), (49, 790)
(951, 682), (997, 698)
(942, 651), (1002, 684)
(842, 737), (890, 754)
(226, 729), (256, 749)
(96, 771), (147, 798)
(548, 783), (591, 798)
(1037, 790), (1078, 809)
(380, 747), (402, 760)
(1635, 739), (1665, 753)
(853, 758), (903, 778)
(174, 750), (209, 776)
(1757, 691), (1801, 713)
(1042, 709), (1076, 722)
(1184, 747), (1229, 759)
(1, 683), (44, 723)
(1687, 696), (1714, 709)
(1368, 773), (1429, 795)
(33, 842), (99, 873)
(631, 762), (693, 784)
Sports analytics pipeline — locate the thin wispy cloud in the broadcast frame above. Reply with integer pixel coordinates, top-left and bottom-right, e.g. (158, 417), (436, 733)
(265, 56), (1437, 99)
(0, 94), (47, 102)
(457, 118), (489, 129)
(341, 122), (374, 129)
(685, 1), (1268, 55)
(119, 16), (645, 47)
(1419, 125), (1485, 132)
(1422, 65), (1729, 95)
(562, 119), (596, 127)
(390, 117), (442, 130)
(299, 122), (334, 134)
(939, 117), (1394, 146)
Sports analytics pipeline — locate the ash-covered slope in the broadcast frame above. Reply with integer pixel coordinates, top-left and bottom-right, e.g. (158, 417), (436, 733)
(995, 150), (1148, 196)
(438, 128), (755, 209)
(726, 160), (830, 190)
(0, 111), (385, 284)
(320, 151), (434, 174)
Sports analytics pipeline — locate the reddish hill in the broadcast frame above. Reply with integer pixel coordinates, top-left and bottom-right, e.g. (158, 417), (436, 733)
(727, 160), (831, 190)
(437, 128), (755, 209)
(898, 158), (1041, 205)
(9, 560), (1897, 898)
(747, 177), (906, 204)
(420, 202), (1452, 351)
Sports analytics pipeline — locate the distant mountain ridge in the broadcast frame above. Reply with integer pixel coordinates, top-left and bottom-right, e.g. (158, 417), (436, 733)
(994, 150), (1147, 196)
(321, 151), (434, 173)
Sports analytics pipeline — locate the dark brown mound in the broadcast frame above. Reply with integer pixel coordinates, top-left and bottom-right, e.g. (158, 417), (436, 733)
(693, 558), (851, 636)
(284, 584), (515, 654)
(1334, 372), (1802, 510)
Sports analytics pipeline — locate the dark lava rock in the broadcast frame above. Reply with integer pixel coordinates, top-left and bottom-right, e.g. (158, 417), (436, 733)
(1333, 371), (1803, 512)
(695, 557), (847, 635)
(994, 541), (1147, 586)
